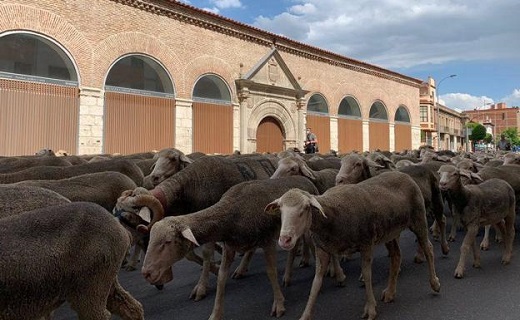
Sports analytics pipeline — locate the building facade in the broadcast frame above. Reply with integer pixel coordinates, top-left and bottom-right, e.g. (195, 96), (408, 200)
(1, 0), (423, 156)
(462, 103), (520, 140)
(420, 77), (467, 151)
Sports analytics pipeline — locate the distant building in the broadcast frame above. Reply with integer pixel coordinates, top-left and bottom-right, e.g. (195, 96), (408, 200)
(462, 103), (520, 140)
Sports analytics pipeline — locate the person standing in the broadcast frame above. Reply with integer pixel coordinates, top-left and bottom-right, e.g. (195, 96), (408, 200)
(497, 134), (511, 151)
(304, 127), (318, 154)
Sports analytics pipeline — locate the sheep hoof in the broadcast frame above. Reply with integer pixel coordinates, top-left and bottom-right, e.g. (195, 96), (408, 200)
(430, 277), (441, 292)
(125, 265), (137, 272)
(381, 288), (395, 303)
(413, 255), (425, 264)
(270, 301), (286, 318)
(448, 236), (456, 242)
(502, 258), (511, 265)
(189, 286), (207, 301)
(441, 243), (450, 255)
(454, 270), (464, 279)
(473, 262), (481, 269)
(298, 261), (310, 268)
(231, 270), (246, 279)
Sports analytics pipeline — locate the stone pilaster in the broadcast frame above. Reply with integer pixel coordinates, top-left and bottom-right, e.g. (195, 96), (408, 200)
(330, 116), (338, 152)
(389, 122), (395, 152)
(232, 102), (240, 152)
(362, 120), (370, 151)
(412, 125), (421, 150)
(297, 98), (306, 149)
(175, 98), (193, 154)
(78, 86), (103, 155)
(238, 88), (250, 153)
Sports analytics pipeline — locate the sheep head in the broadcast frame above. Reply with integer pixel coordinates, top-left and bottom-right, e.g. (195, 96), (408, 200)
(271, 156), (315, 180)
(141, 217), (199, 286)
(265, 188), (325, 251)
(336, 153), (382, 185)
(148, 148), (193, 186)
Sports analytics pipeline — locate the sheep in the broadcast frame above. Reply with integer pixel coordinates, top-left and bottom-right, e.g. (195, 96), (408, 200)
(335, 153), (449, 261)
(0, 185), (71, 219)
(438, 165), (516, 278)
(265, 171), (441, 320)
(0, 155), (72, 174)
(138, 176), (322, 319)
(304, 157), (341, 171)
(271, 156), (337, 194)
(12, 171), (138, 212)
(146, 147), (193, 187)
(0, 158), (144, 186)
(0, 202), (144, 320)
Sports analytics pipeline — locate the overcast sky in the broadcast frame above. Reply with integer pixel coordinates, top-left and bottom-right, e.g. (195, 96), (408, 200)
(181, 0), (520, 111)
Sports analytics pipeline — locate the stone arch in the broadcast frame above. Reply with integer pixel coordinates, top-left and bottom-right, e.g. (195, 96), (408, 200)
(248, 99), (296, 145)
(369, 100), (389, 120)
(183, 55), (236, 101)
(92, 32), (181, 89)
(0, 4), (91, 85)
(192, 73), (232, 103)
(338, 95), (362, 118)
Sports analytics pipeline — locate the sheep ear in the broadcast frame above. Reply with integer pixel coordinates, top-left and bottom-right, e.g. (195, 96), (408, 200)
(180, 154), (194, 164)
(299, 163), (316, 181)
(470, 172), (483, 182)
(138, 207), (152, 223)
(309, 197), (327, 218)
(181, 228), (200, 246)
(459, 169), (472, 180)
(264, 199), (281, 215)
(366, 158), (384, 168)
(136, 224), (150, 234)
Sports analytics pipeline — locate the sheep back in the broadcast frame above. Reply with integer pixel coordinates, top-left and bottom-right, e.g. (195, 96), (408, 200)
(0, 185), (70, 219)
(13, 171), (137, 212)
(0, 202), (133, 320)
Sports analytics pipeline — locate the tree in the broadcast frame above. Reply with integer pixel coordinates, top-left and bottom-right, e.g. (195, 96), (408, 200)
(483, 133), (493, 144)
(467, 123), (487, 151)
(501, 127), (520, 146)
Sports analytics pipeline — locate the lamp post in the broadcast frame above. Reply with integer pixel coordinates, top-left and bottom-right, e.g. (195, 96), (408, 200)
(436, 74), (457, 151)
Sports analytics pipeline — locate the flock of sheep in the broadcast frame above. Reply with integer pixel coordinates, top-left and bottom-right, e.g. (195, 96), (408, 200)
(1, 145), (519, 320)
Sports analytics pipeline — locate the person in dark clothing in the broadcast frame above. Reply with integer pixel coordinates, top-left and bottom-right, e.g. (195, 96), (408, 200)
(304, 127), (318, 154)
(497, 134), (511, 151)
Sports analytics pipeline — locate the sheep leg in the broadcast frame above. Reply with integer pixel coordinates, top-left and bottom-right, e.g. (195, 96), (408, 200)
(300, 232), (313, 267)
(454, 225), (478, 279)
(208, 245), (235, 320)
(501, 211), (515, 265)
(448, 211), (460, 242)
(360, 246), (377, 320)
(232, 249), (255, 279)
(186, 249), (219, 275)
(480, 225), (491, 251)
(190, 242), (216, 301)
(409, 218), (441, 292)
(106, 279), (144, 320)
(299, 247), (331, 320)
(126, 245), (141, 271)
(263, 243), (286, 318)
(494, 222), (504, 243)
(282, 241), (300, 287)
(381, 238), (401, 303)
(472, 234), (481, 269)
(69, 286), (111, 320)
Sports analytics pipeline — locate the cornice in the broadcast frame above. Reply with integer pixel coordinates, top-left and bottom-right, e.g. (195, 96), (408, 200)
(109, 0), (422, 88)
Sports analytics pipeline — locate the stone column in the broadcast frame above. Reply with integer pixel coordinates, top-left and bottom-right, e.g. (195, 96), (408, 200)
(297, 98), (306, 150)
(412, 125), (421, 150)
(238, 88), (250, 153)
(78, 86), (103, 155)
(362, 120), (370, 151)
(232, 102), (240, 152)
(389, 122), (395, 152)
(175, 98), (193, 154)
(330, 116), (338, 152)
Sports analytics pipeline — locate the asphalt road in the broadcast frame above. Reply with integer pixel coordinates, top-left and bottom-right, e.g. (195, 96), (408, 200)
(54, 225), (520, 320)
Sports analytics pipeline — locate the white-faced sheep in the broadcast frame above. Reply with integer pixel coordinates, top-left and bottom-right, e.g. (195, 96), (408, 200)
(146, 147), (193, 187)
(139, 176), (322, 319)
(265, 171), (440, 320)
(438, 165), (516, 278)
(0, 202), (144, 320)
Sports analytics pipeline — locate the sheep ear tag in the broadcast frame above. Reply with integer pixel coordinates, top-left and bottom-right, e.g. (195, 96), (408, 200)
(264, 200), (280, 215)
(181, 228), (200, 246)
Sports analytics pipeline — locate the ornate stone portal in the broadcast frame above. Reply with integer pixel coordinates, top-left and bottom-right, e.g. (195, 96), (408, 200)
(236, 48), (308, 153)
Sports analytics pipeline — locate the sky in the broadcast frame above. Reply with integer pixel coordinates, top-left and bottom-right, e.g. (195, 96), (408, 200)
(179, 0), (520, 112)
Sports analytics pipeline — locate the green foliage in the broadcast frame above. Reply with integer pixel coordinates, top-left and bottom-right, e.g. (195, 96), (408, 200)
(501, 127), (520, 146)
(483, 133), (493, 144)
(468, 123), (487, 141)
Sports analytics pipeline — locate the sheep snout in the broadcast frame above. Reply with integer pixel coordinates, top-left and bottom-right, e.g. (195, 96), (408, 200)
(278, 235), (295, 250)
(141, 266), (173, 285)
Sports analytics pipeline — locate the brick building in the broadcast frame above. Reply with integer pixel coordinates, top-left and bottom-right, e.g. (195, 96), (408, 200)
(462, 103), (520, 140)
(1, 0), (423, 156)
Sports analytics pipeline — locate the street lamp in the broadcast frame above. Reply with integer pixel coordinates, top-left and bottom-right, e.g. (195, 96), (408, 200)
(436, 74), (457, 151)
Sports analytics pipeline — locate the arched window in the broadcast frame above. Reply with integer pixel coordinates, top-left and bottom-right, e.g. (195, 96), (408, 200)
(369, 101), (388, 120)
(338, 96), (361, 118)
(105, 55), (173, 95)
(0, 33), (77, 83)
(395, 105), (411, 122)
(307, 94), (329, 114)
(193, 74), (231, 104)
